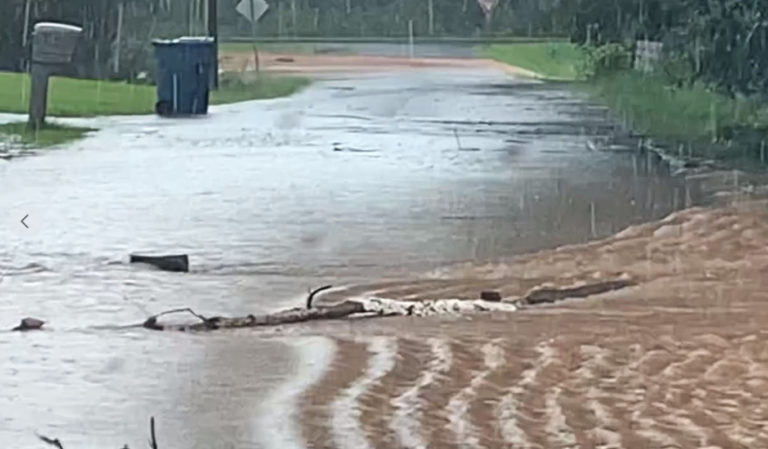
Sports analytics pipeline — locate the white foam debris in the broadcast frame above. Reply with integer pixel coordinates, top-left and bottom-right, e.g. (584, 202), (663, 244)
(256, 336), (336, 449)
(391, 338), (452, 449)
(356, 297), (518, 317)
(331, 337), (397, 449)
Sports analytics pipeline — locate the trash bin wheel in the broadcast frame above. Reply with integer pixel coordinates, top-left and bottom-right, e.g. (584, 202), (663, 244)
(155, 100), (172, 116)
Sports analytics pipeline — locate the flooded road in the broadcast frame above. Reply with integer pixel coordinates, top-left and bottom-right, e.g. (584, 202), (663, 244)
(0, 66), (694, 447)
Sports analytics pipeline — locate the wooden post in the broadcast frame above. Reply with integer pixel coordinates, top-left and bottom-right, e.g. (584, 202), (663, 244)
(22, 0), (31, 48)
(28, 64), (51, 129)
(428, 0), (434, 36)
(408, 19), (414, 58)
(251, 0), (260, 72)
(207, 0), (219, 88)
(113, 1), (124, 74)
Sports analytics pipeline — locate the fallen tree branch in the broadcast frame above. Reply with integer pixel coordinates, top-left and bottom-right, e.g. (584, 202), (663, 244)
(522, 279), (636, 305)
(140, 279), (637, 332)
(306, 285), (333, 309)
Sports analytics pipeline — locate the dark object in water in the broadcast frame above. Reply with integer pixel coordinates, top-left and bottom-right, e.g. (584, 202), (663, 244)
(12, 317), (45, 331)
(130, 254), (189, 273)
(275, 57), (295, 63)
(36, 433), (64, 449)
(480, 291), (503, 302)
(306, 285), (333, 309)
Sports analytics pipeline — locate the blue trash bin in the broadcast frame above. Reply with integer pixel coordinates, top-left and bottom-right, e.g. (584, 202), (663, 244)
(152, 37), (215, 116)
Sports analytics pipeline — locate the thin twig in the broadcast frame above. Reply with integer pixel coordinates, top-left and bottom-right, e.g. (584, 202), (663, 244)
(149, 416), (158, 449)
(152, 308), (208, 323)
(306, 285), (333, 309)
(143, 308), (211, 330)
(35, 433), (64, 449)
(453, 128), (462, 150)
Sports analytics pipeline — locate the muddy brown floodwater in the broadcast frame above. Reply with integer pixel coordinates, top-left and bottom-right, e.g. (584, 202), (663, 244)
(0, 55), (708, 448)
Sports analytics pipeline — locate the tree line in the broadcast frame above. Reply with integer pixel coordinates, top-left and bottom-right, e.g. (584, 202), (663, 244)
(1, 0), (766, 99)
(561, 0), (768, 99)
(0, 0), (562, 79)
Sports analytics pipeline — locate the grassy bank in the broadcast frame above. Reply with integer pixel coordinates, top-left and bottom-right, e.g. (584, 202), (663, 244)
(483, 43), (768, 162)
(588, 72), (768, 141)
(0, 71), (309, 117)
(587, 72), (768, 161)
(0, 122), (94, 147)
(212, 73), (310, 104)
(480, 42), (583, 80)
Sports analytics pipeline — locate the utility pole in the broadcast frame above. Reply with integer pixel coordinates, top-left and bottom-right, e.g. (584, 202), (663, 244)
(113, 1), (124, 74)
(22, 0), (32, 48)
(428, 0), (434, 36)
(207, 0), (219, 88)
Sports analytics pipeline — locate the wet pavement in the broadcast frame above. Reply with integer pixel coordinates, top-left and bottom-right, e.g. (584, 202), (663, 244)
(0, 65), (696, 447)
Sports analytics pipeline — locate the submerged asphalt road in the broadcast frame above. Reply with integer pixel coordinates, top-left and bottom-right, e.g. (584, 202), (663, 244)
(0, 65), (694, 447)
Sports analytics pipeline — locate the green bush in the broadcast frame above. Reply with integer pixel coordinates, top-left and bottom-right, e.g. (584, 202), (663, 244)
(659, 51), (696, 88)
(578, 43), (632, 79)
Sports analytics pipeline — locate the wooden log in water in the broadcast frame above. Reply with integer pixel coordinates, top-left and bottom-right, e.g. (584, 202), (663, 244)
(12, 317), (45, 331)
(522, 279), (636, 305)
(143, 301), (366, 331)
(130, 254), (189, 273)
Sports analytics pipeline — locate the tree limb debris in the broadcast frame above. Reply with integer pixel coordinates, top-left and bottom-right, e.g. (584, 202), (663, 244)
(141, 279), (636, 331)
(306, 285), (333, 309)
(521, 279), (637, 305)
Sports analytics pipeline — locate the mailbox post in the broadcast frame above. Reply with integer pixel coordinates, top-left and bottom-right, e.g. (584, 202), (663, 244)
(28, 22), (82, 129)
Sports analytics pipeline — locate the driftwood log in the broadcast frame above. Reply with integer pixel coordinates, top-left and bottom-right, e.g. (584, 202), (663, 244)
(141, 279), (636, 332)
(521, 279), (636, 305)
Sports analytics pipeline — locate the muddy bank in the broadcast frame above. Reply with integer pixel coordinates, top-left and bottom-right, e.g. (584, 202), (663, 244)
(294, 199), (768, 448)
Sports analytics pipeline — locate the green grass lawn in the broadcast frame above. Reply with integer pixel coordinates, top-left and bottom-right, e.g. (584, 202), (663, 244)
(212, 73), (310, 104)
(0, 122), (94, 147)
(480, 42), (584, 80)
(0, 70), (309, 117)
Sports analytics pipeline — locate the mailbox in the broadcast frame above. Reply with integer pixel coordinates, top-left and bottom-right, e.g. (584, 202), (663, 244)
(31, 22), (82, 65)
(27, 22), (83, 128)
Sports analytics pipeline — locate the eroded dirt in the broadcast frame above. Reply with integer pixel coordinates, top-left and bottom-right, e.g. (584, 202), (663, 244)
(296, 200), (768, 449)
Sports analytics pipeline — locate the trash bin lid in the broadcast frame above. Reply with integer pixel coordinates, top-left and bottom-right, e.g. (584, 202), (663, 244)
(176, 36), (214, 44)
(34, 22), (82, 35)
(152, 37), (214, 47)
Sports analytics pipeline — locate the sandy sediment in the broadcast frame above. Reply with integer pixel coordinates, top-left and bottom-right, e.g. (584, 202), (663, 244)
(219, 51), (541, 77)
(281, 200), (768, 448)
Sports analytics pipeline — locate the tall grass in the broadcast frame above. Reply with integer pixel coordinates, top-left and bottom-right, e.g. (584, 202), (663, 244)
(587, 72), (768, 144)
(480, 42), (584, 80)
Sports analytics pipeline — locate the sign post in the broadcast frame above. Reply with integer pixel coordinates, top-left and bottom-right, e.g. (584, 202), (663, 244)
(476, 0), (499, 31)
(236, 0), (269, 72)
